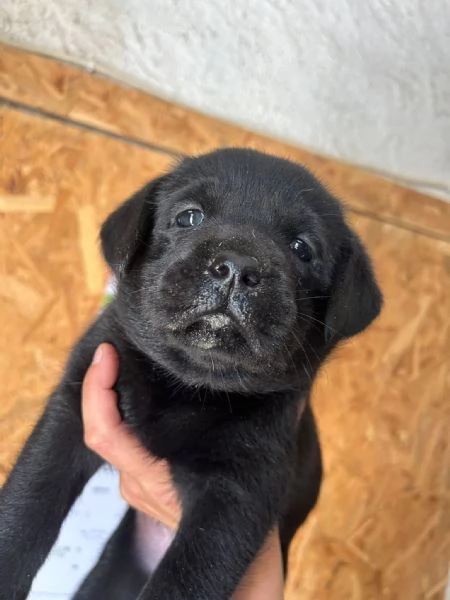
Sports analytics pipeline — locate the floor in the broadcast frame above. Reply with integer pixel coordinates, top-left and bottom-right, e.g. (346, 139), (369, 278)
(0, 43), (449, 600)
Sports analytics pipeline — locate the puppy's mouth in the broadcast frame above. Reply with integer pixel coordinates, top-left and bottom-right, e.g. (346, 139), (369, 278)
(184, 313), (244, 350)
(169, 310), (250, 355)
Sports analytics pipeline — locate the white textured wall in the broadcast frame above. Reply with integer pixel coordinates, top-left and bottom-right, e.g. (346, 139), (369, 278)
(1, 0), (449, 200)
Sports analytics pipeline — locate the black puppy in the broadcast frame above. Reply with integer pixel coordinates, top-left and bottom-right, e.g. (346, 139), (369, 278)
(0, 148), (382, 600)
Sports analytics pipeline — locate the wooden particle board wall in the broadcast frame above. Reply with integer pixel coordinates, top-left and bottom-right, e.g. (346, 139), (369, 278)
(0, 43), (449, 600)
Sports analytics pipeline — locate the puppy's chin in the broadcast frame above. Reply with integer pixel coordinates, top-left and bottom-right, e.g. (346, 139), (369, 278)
(182, 314), (244, 352)
(144, 314), (294, 394)
(157, 344), (293, 394)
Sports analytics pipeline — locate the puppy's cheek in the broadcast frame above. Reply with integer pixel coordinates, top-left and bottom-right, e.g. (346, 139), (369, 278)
(148, 235), (171, 262)
(158, 258), (203, 299)
(255, 282), (296, 336)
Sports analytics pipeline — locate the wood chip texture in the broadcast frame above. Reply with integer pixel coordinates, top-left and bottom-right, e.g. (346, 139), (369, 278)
(0, 43), (449, 600)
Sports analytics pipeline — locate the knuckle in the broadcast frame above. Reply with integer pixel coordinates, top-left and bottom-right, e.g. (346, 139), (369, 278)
(84, 430), (109, 453)
(120, 474), (139, 503)
(119, 479), (129, 503)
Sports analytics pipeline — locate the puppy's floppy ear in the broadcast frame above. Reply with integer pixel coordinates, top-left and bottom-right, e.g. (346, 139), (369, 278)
(325, 232), (382, 342)
(101, 177), (163, 277)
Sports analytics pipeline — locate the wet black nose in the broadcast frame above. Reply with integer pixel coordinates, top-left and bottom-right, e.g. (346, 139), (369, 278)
(209, 253), (261, 288)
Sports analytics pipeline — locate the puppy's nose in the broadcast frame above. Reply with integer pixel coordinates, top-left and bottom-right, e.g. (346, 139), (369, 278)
(209, 253), (261, 288)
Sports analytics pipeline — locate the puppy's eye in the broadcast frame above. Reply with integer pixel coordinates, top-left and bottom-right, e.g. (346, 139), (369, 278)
(176, 209), (204, 228)
(290, 238), (312, 262)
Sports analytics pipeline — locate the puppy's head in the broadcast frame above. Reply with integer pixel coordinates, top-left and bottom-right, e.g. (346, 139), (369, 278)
(102, 149), (382, 392)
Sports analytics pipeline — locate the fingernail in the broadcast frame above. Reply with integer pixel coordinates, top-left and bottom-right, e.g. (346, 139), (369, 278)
(92, 345), (103, 365)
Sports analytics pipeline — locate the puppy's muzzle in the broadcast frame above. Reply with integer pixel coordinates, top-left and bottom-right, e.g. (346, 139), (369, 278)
(208, 252), (261, 291)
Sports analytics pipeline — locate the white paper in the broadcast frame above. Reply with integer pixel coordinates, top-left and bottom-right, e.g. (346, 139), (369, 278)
(28, 467), (128, 599)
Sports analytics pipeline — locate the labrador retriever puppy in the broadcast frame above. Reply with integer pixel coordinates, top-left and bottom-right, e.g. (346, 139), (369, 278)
(0, 148), (382, 600)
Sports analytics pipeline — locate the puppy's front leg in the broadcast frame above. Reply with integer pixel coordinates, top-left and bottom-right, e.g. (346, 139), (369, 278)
(141, 479), (281, 600)
(0, 391), (101, 600)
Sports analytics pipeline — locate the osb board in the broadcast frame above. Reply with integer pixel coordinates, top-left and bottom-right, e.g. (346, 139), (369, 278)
(287, 216), (450, 600)
(1, 42), (450, 241)
(0, 106), (172, 480)
(0, 105), (449, 600)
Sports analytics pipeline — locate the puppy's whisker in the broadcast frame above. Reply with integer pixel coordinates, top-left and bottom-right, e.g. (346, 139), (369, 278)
(226, 389), (233, 414)
(235, 367), (249, 395)
(297, 312), (339, 335)
(303, 362), (314, 383)
(200, 387), (207, 412)
(282, 341), (300, 381)
(124, 288), (145, 296)
(209, 351), (215, 374)
(301, 337), (321, 366)
(297, 344), (313, 384)
(316, 212), (345, 218)
(297, 315), (323, 335)
(295, 295), (331, 301)
(289, 330), (314, 384)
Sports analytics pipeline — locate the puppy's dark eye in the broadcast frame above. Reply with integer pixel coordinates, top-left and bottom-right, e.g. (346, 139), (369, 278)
(290, 238), (312, 262)
(176, 209), (204, 228)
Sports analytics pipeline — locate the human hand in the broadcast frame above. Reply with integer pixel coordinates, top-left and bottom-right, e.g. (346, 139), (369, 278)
(82, 343), (284, 599)
(82, 343), (180, 529)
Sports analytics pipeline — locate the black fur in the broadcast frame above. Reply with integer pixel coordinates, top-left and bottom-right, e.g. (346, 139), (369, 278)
(0, 149), (382, 599)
